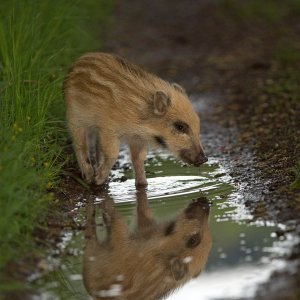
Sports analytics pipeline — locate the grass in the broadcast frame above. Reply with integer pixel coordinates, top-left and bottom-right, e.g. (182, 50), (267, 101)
(0, 0), (113, 292)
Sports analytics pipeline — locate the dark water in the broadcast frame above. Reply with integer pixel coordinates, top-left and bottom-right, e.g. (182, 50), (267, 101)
(33, 152), (293, 300)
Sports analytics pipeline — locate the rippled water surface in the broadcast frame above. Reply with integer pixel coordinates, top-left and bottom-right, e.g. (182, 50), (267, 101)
(35, 152), (291, 300)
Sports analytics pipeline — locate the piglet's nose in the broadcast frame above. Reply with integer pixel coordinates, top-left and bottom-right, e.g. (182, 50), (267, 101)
(185, 197), (211, 218)
(194, 197), (211, 207)
(194, 154), (208, 166)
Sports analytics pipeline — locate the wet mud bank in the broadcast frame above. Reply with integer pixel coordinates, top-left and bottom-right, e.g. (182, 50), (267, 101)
(99, 0), (300, 298)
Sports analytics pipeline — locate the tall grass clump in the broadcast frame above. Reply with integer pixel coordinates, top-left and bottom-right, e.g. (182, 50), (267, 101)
(0, 0), (112, 280)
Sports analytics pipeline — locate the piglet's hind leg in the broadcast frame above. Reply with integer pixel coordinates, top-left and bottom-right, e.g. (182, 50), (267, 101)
(85, 127), (101, 175)
(94, 133), (120, 185)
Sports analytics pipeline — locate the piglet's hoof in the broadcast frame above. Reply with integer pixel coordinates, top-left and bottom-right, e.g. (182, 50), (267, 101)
(135, 179), (148, 187)
(94, 174), (108, 186)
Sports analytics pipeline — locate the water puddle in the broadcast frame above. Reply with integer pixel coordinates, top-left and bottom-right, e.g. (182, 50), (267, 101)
(33, 151), (295, 299)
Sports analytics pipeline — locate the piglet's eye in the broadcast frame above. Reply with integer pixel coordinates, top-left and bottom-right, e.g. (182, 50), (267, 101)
(186, 233), (201, 248)
(174, 121), (189, 134)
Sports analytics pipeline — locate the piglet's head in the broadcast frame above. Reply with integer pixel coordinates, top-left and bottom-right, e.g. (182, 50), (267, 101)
(163, 197), (212, 281)
(150, 84), (207, 167)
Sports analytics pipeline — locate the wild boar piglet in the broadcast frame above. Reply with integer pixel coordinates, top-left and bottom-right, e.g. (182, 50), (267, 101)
(64, 53), (207, 186)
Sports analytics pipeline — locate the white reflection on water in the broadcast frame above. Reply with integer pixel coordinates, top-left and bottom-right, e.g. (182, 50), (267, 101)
(167, 261), (287, 300)
(107, 176), (217, 203)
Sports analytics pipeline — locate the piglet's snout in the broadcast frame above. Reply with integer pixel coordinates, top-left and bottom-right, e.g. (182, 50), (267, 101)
(194, 153), (208, 166)
(180, 149), (208, 166)
(185, 197), (211, 219)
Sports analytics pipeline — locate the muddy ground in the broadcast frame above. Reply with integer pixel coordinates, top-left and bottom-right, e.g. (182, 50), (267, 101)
(99, 0), (300, 299)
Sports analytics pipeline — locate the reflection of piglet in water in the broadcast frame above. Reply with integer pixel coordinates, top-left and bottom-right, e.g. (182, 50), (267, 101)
(83, 190), (212, 300)
(64, 53), (207, 187)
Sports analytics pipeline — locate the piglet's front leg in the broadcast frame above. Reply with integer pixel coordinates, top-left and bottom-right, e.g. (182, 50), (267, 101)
(129, 141), (148, 187)
(102, 194), (129, 247)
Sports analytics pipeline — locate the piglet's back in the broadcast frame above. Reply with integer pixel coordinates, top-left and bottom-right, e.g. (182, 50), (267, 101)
(64, 53), (174, 131)
(64, 53), (167, 112)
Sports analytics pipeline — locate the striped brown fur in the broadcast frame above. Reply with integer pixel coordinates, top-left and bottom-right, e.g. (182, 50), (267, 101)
(64, 52), (207, 186)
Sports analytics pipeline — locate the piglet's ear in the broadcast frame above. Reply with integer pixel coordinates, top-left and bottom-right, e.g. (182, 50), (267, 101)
(170, 257), (187, 281)
(153, 91), (171, 116)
